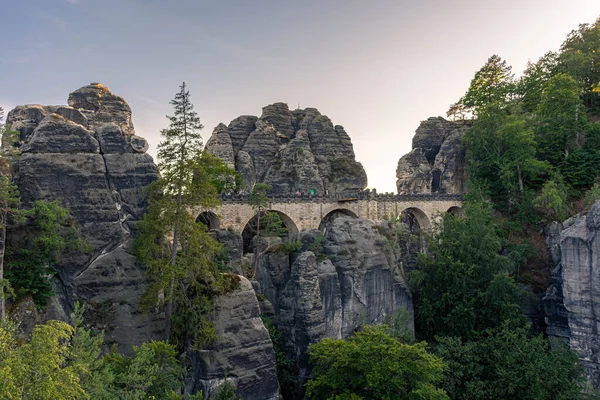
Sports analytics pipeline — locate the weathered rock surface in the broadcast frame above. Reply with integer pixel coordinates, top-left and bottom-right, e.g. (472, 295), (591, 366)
(396, 117), (468, 194)
(206, 103), (367, 196)
(544, 203), (600, 385)
(7, 83), (163, 352)
(213, 229), (244, 275)
(205, 124), (235, 168)
(253, 217), (413, 392)
(189, 275), (280, 400)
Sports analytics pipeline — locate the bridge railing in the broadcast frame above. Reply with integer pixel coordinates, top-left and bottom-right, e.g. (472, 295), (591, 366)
(219, 190), (464, 204)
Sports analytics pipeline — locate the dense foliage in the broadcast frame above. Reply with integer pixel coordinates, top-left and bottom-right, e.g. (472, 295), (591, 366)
(452, 17), (600, 221)
(410, 200), (525, 341)
(408, 198), (586, 399)
(6, 200), (88, 308)
(0, 306), (203, 400)
(305, 325), (448, 400)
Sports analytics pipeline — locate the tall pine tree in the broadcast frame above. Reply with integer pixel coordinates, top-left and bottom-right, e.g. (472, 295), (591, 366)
(159, 82), (202, 338)
(137, 83), (237, 344)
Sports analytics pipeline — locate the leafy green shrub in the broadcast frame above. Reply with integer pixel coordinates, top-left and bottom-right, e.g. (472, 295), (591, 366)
(282, 240), (302, 254)
(6, 200), (88, 309)
(213, 381), (241, 400)
(585, 183), (600, 210)
(308, 233), (327, 262)
(261, 316), (298, 399)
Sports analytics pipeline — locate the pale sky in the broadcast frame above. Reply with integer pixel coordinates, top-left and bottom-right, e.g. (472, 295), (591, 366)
(2, 0), (600, 193)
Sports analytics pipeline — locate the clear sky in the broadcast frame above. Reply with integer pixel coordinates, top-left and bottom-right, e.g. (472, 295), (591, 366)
(1, 0), (600, 193)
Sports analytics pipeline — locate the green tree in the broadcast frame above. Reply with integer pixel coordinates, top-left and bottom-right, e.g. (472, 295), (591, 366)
(136, 84), (239, 345)
(457, 55), (515, 116)
(533, 176), (569, 221)
(198, 152), (242, 195)
(136, 176), (223, 346)
(517, 51), (559, 113)
(0, 320), (86, 399)
(436, 325), (585, 400)
(536, 73), (587, 165)
(5, 200), (88, 308)
(463, 109), (549, 211)
(557, 17), (600, 107)
(305, 325), (448, 400)
(103, 341), (185, 399)
(154, 82), (205, 338)
(409, 200), (525, 340)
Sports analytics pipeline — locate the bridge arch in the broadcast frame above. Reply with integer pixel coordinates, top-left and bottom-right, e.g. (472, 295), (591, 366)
(400, 207), (430, 231)
(447, 206), (463, 216)
(196, 211), (220, 230)
(241, 210), (299, 254)
(319, 208), (358, 230)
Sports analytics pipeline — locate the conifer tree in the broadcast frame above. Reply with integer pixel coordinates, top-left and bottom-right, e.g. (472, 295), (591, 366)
(157, 82), (204, 338)
(137, 83), (238, 345)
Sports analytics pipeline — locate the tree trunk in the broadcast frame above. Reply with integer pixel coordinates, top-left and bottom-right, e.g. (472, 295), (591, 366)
(517, 165), (524, 193)
(165, 182), (183, 339)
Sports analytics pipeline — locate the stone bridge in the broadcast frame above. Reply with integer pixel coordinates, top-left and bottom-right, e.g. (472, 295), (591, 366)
(196, 190), (463, 235)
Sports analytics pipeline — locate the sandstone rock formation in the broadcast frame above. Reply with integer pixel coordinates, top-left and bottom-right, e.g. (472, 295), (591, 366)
(544, 203), (600, 385)
(7, 83), (163, 351)
(205, 103), (367, 196)
(396, 117), (469, 194)
(253, 216), (413, 392)
(188, 275), (280, 400)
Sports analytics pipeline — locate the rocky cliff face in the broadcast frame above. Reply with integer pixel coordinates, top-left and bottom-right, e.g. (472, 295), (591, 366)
(396, 117), (468, 194)
(544, 203), (600, 385)
(205, 103), (368, 196)
(253, 217), (413, 392)
(188, 275), (280, 399)
(7, 85), (282, 398)
(7, 83), (163, 351)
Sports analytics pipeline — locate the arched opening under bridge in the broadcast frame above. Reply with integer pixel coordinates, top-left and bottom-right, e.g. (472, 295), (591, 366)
(396, 207), (430, 272)
(400, 207), (430, 231)
(319, 208), (358, 231)
(196, 211), (220, 230)
(447, 206), (464, 216)
(241, 210), (299, 254)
